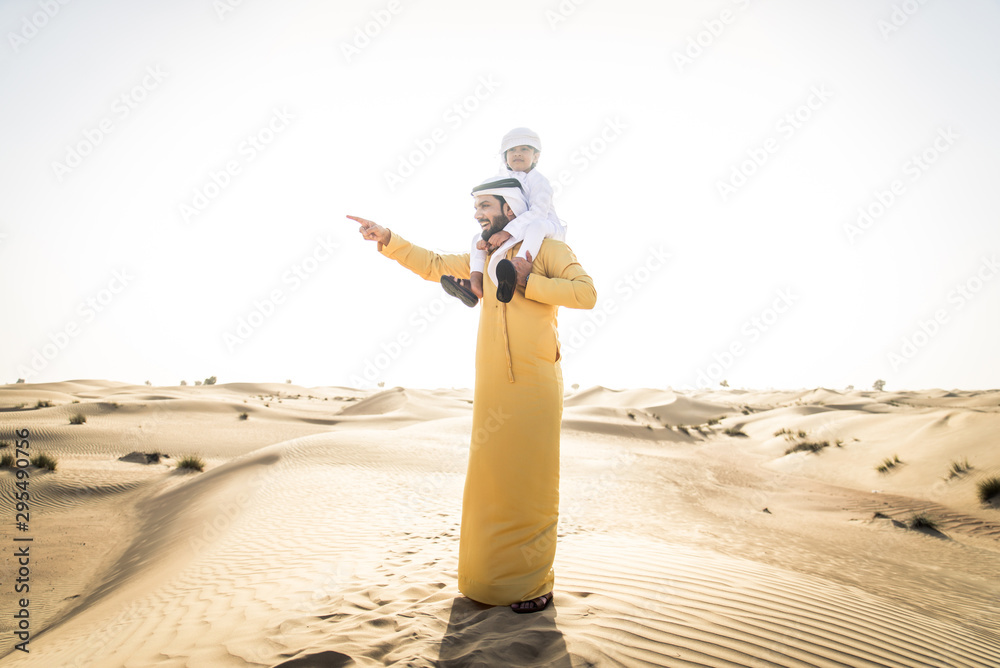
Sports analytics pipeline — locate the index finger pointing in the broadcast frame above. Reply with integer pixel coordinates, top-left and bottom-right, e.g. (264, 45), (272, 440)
(347, 215), (374, 228)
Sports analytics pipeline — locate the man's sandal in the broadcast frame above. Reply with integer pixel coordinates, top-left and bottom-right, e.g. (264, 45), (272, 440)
(510, 592), (553, 614)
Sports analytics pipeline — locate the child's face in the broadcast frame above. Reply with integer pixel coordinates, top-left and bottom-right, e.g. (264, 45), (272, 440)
(505, 145), (539, 172)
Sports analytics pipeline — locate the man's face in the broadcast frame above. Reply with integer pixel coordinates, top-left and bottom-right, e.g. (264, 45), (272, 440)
(474, 195), (511, 239)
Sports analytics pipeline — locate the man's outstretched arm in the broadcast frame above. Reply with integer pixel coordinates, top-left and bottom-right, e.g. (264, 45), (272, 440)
(350, 215), (471, 282)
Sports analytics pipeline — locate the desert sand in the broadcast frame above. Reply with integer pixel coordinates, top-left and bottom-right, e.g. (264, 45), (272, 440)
(1, 380), (999, 667)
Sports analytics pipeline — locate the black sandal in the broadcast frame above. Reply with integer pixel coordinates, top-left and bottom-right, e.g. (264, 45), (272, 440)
(441, 276), (478, 307)
(495, 259), (516, 303)
(511, 592), (553, 614)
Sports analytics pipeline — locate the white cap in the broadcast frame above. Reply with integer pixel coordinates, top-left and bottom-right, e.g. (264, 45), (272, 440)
(471, 175), (527, 216)
(500, 127), (541, 154)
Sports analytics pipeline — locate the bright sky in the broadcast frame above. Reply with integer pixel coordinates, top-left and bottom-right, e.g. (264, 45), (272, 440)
(2, 0), (998, 391)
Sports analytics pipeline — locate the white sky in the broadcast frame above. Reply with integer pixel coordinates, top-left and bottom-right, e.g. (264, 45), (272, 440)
(1, 0), (998, 391)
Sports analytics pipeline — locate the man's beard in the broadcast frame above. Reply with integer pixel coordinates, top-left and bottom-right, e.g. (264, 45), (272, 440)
(480, 212), (509, 242)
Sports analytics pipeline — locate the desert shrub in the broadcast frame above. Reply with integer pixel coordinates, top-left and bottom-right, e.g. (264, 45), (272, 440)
(69, 413), (87, 425)
(36, 400), (52, 408)
(239, 412), (248, 420)
(724, 427), (747, 437)
(1, 453), (14, 467)
(948, 458), (972, 478)
(908, 514), (938, 530)
(177, 455), (205, 472)
(30, 453), (58, 471)
(785, 441), (829, 455)
(977, 476), (1000, 504)
(876, 454), (902, 473)
(204, 376), (217, 385)
(876, 458), (893, 473)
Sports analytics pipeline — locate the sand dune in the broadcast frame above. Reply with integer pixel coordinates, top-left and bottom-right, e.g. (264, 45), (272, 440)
(1, 381), (998, 666)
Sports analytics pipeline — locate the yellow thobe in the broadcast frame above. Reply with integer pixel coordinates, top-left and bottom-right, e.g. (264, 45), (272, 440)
(379, 231), (596, 605)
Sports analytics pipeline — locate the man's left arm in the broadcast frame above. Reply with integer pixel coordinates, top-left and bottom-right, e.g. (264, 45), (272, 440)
(522, 242), (596, 310)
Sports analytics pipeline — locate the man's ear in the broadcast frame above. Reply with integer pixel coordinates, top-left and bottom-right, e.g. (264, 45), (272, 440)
(502, 202), (515, 221)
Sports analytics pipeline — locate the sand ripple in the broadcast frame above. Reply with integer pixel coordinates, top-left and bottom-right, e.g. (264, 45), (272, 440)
(2, 430), (998, 668)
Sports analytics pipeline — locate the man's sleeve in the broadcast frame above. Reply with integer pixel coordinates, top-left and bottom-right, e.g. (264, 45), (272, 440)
(524, 241), (596, 309)
(379, 231), (471, 281)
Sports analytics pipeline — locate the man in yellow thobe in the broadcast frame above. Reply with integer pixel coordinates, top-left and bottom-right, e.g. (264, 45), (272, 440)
(350, 176), (596, 613)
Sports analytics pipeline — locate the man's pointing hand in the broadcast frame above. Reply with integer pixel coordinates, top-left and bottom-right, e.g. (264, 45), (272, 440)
(348, 215), (391, 251)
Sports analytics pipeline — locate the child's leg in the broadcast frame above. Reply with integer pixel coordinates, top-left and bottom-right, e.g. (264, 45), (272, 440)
(515, 219), (560, 262)
(469, 234), (486, 298)
(469, 271), (483, 298)
(443, 235), (485, 305)
(486, 235), (521, 286)
(492, 220), (558, 304)
(515, 224), (545, 262)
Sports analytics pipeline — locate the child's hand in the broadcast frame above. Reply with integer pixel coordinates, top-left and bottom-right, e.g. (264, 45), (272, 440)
(476, 239), (488, 251)
(488, 231), (512, 249)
